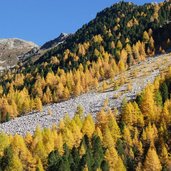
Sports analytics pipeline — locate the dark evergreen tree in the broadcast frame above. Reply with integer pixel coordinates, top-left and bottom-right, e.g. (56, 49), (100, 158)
(155, 90), (163, 106)
(92, 136), (104, 170)
(48, 150), (62, 171)
(0, 146), (13, 171)
(101, 160), (109, 171)
(160, 82), (169, 103)
(71, 147), (80, 171)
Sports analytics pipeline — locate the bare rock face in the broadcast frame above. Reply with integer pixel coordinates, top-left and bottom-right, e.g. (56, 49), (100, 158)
(0, 38), (39, 70)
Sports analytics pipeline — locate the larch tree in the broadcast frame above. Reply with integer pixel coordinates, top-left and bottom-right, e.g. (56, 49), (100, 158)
(116, 40), (123, 50)
(32, 127), (47, 160)
(56, 82), (64, 99)
(42, 128), (55, 154)
(46, 72), (57, 87)
(122, 102), (134, 126)
(136, 162), (143, 171)
(11, 135), (34, 170)
(133, 44), (140, 60)
(63, 86), (70, 100)
(0, 133), (10, 157)
(133, 102), (144, 127)
(36, 158), (44, 171)
(34, 97), (43, 112)
(107, 110), (121, 143)
(143, 146), (162, 171)
(43, 86), (52, 104)
(55, 133), (64, 155)
(162, 100), (171, 123)
(62, 127), (75, 149)
(118, 59), (126, 72)
(10, 100), (18, 118)
(149, 37), (155, 52)
(123, 126), (132, 146)
(145, 123), (158, 143)
(69, 120), (82, 147)
(94, 127), (103, 141)
(73, 80), (82, 96)
(110, 41), (115, 49)
(96, 110), (108, 131)
(24, 132), (33, 148)
(82, 115), (95, 138)
(143, 31), (150, 43)
(120, 49), (128, 63)
(103, 126), (114, 148)
(138, 41), (146, 59)
(105, 146), (126, 171)
(126, 44), (132, 55)
(160, 144), (169, 167)
(140, 86), (156, 122)
(5, 151), (23, 171)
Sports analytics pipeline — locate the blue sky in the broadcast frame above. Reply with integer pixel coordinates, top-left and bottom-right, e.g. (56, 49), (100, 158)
(0, 0), (162, 45)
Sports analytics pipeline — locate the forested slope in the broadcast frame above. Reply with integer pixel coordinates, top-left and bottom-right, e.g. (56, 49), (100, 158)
(0, 53), (170, 136)
(0, 1), (170, 123)
(34, 0), (171, 67)
(0, 1), (171, 170)
(0, 62), (171, 170)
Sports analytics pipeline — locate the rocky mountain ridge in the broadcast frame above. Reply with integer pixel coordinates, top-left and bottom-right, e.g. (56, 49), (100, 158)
(0, 33), (70, 70)
(22, 33), (71, 64)
(41, 33), (70, 50)
(0, 38), (38, 70)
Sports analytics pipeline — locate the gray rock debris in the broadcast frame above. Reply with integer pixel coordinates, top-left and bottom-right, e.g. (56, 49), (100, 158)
(0, 53), (170, 136)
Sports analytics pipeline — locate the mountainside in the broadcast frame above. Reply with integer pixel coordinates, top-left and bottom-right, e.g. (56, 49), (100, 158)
(0, 38), (38, 70)
(33, 0), (171, 68)
(1, 52), (170, 136)
(0, 0), (169, 122)
(41, 33), (70, 50)
(0, 1), (171, 171)
(1, 53), (171, 170)
(0, 33), (70, 70)
(153, 21), (171, 50)
(20, 33), (71, 65)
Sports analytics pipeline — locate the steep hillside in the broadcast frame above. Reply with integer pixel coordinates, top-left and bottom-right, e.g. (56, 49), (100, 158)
(1, 53), (170, 136)
(0, 1), (170, 123)
(34, 0), (171, 68)
(0, 1), (171, 170)
(153, 22), (171, 50)
(0, 38), (38, 70)
(0, 53), (171, 170)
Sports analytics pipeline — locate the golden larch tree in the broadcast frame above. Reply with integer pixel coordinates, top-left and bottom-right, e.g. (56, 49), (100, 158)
(144, 146), (162, 171)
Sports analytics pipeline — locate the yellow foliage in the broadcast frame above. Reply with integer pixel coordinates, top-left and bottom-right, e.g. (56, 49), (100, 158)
(144, 146), (162, 171)
(82, 114), (95, 138)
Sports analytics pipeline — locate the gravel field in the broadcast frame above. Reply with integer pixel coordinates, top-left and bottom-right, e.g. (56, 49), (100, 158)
(0, 53), (171, 136)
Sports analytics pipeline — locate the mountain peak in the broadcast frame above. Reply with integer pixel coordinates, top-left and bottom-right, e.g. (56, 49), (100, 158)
(40, 33), (71, 50)
(59, 33), (68, 37)
(0, 38), (38, 69)
(0, 38), (38, 49)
